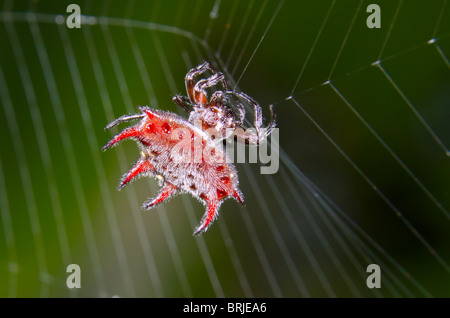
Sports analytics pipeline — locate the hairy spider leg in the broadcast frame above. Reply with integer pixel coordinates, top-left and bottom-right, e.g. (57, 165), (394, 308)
(185, 62), (228, 105)
(235, 92), (276, 145)
(118, 158), (154, 190)
(104, 113), (145, 131)
(142, 182), (178, 209)
(185, 62), (215, 104)
(209, 90), (227, 103)
(193, 73), (227, 106)
(172, 95), (194, 113)
(209, 91), (245, 126)
(234, 102), (246, 126)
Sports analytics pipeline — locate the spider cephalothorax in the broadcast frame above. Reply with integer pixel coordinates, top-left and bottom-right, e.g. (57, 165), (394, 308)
(173, 62), (276, 144)
(103, 62), (275, 235)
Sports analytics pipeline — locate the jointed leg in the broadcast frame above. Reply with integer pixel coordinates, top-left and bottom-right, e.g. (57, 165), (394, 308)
(211, 91), (247, 126)
(196, 72), (227, 92)
(234, 92), (276, 145)
(185, 62), (215, 103)
(173, 95), (194, 113)
(104, 113), (145, 131)
(193, 73), (227, 105)
(233, 101), (246, 126)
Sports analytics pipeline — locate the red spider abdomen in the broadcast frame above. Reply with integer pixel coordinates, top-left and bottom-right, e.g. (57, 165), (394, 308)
(104, 62), (275, 235)
(103, 107), (244, 235)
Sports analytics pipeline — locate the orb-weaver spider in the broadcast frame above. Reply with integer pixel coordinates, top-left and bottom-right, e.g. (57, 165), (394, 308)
(103, 62), (276, 235)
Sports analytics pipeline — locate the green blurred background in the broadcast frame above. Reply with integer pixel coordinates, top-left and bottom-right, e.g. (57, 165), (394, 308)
(0, 0), (449, 297)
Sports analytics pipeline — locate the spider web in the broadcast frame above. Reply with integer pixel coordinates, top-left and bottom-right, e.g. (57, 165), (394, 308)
(0, 0), (449, 297)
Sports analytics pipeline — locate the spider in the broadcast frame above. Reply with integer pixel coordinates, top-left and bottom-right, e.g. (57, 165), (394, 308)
(103, 62), (276, 235)
(173, 62), (276, 144)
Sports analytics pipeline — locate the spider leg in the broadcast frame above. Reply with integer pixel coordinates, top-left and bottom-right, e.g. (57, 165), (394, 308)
(192, 72), (227, 105)
(185, 62), (215, 103)
(173, 95), (194, 113)
(104, 113), (145, 131)
(200, 72), (227, 91)
(191, 79), (209, 105)
(118, 158), (154, 190)
(234, 101), (246, 126)
(234, 92), (276, 145)
(253, 104), (276, 142)
(210, 91), (245, 125)
(142, 182), (178, 210)
(210, 90), (226, 102)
